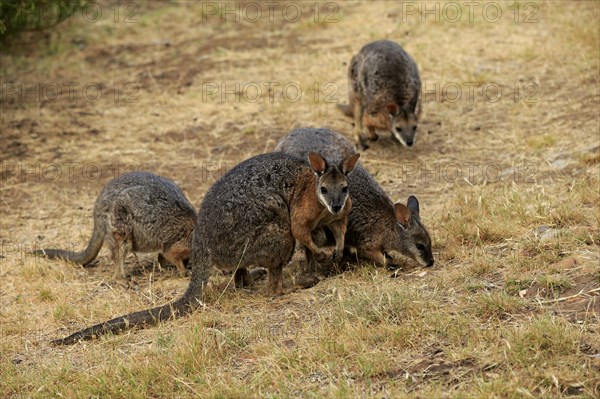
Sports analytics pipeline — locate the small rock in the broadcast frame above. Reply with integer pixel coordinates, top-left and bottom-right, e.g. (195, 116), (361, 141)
(534, 226), (562, 241)
(540, 229), (561, 241)
(550, 158), (571, 170)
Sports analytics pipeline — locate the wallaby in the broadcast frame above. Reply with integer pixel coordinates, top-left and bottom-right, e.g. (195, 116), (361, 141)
(34, 172), (197, 279)
(51, 152), (357, 344)
(275, 127), (360, 272)
(276, 127), (434, 268)
(337, 40), (422, 150)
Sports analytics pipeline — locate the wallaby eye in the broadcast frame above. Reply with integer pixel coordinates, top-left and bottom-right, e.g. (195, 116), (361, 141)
(342, 186), (348, 193)
(320, 187), (328, 194)
(413, 126), (417, 131)
(416, 244), (425, 251)
(396, 127), (403, 132)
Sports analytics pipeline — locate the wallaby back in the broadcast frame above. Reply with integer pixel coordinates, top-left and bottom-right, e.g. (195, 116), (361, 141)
(276, 128), (433, 268)
(51, 152), (333, 344)
(338, 39), (422, 149)
(34, 171), (197, 278)
(275, 127), (357, 163)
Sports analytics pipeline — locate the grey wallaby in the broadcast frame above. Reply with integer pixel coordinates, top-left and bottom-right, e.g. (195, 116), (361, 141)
(275, 129), (360, 272)
(51, 152), (356, 344)
(276, 127), (434, 268)
(337, 39), (422, 150)
(34, 172), (197, 279)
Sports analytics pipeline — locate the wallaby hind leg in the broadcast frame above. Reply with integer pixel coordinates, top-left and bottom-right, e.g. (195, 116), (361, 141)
(160, 251), (188, 276)
(234, 268), (252, 288)
(296, 247), (321, 290)
(108, 234), (128, 281)
(291, 219), (329, 264)
(304, 246), (319, 274)
(234, 267), (267, 288)
(360, 247), (387, 268)
(367, 126), (379, 142)
(327, 220), (347, 263)
(268, 265), (284, 296)
(174, 260), (187, 276)
(108, 200), (133, 280)
(353, 100), (369, 150)
(250, 268), (267, 282)
(157, 253), (168, 271)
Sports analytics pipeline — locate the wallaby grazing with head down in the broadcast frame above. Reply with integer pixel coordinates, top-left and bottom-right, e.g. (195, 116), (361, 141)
(51, 152), (357, 344)
(276, 127), (434, 268)
(337, 39), (422, 150)
(33, 172), (197, 279)
(275, 127), (360, 272)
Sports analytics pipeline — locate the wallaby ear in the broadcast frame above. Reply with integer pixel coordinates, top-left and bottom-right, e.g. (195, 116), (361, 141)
(386, 103), (400, 116)
(340, 153), (360, 175)
(394, 202), (411, 228)
(308, 152), (327, 175)
(407, 195), (420, 217)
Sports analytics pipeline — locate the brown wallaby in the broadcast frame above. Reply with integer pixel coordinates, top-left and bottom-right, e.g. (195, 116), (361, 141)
(34, 172), (197, 279)
(276, 127), (434, 268)
(337, 40), (422, 150)
(51, 152), (356, 344)
(275, 127), (360, 272)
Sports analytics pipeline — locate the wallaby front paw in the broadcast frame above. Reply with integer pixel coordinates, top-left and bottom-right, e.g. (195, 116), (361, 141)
(313, 250), (329, 263)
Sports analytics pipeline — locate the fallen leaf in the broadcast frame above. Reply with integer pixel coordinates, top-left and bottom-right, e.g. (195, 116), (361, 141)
(519, 289), (527, 298)
(418, 271), (428, 278)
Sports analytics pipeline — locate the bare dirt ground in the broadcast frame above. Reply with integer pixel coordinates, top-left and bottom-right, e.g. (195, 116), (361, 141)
(1, 1), (599, 397)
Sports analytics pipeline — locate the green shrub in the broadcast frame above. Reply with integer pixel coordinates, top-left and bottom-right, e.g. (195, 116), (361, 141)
(0, 0), (87, 39)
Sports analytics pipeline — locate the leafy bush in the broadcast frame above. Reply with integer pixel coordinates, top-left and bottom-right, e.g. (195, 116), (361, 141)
(0, 0), (87, 39)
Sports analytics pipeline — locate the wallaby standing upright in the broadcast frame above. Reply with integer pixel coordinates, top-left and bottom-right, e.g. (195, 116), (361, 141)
(338, 40), (422, 150)
(51, 152), (357, 344)
(276, 127), (434, 268)
(34, 172), (197, 279)
(275, 128), (360, 272)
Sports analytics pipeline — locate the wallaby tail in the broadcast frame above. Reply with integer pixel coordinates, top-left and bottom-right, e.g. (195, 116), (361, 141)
(33, 220), (105, 266)
(51, 282), (204, 345)
(337, 103), (354, 117)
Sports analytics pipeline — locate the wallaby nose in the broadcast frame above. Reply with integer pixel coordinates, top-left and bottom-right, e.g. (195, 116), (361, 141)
(332, 204), (342, 213)
(405, 139), (414, 147)
(427, 258), (434, 267)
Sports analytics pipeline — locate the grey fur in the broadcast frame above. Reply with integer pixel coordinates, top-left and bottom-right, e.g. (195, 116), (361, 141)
(276, 127), (434, 268)
(51, 153), (333, 344)
(34, 172), (197, 279)
(338, 40), (422, 149)
(275, 127), (356, 164)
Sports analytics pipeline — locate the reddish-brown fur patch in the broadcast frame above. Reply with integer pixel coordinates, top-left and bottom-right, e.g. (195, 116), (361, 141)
(290, 169), (351, 261)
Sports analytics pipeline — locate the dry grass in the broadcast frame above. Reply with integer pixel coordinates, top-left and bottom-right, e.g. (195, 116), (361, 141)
(1, 1), (599, 398)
